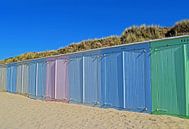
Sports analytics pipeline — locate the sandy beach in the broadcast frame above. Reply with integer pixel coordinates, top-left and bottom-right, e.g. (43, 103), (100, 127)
(0, 92), (189, 129)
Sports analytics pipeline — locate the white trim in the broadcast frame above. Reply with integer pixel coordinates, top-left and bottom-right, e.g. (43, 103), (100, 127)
(104, 57), (107, 105)
(36, 63), (39, 96)
(122, 51), (126, 108)
(21, 65), (24, 93)
(82, 56), (85, 103)
(10, 67), (13, 92)
(54, 59), (58, 99)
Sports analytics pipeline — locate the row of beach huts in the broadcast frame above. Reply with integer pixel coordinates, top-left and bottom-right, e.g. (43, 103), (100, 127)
(0, 35), (189, 117)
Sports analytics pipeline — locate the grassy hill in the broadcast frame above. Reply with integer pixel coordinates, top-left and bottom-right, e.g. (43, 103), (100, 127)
(1, 19), (189, 64)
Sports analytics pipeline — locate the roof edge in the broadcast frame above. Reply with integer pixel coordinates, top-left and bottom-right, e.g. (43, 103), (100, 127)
(3, 35), (189, 65)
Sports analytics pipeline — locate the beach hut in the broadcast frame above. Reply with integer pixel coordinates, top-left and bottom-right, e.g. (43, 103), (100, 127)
(6, 64), (17, 93)
(82, 53), (102, 105)
(73, 50), (101, 106)
(16, 62), (29, 95)
(99, 43), (151, 112)
(28, 59), (47, 99)
(21, 63), (29, 95)
(0, 65), (6, 91)
(16, 64), (23, 94)
(122, 43), (151, 112)
(11, 62), (29, 95)
(37, 60), (47, 98)
(46, 56), (69, 102)
(28, 62), (37, 97)
(100, 49), (124, 109)
(55, 56), (69, 102)
(68, 54), (83, 103)
(150, 36), (189, 117)
(46, 58), (56, 100)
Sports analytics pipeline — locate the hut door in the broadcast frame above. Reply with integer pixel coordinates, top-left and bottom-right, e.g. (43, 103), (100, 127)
(151, 46), (185, 116)
(124, 49), (146, 112)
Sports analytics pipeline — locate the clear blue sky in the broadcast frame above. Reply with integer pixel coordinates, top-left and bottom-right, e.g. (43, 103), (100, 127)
(0, 0), (188, 60)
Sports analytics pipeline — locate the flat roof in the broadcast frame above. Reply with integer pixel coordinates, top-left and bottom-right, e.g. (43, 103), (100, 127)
(3, 35), (189, 65)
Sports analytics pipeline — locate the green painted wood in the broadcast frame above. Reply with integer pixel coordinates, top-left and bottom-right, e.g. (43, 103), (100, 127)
(151, 36), (189, 48)
(184, 44), (189, 117)
(151, 43), (186, 116)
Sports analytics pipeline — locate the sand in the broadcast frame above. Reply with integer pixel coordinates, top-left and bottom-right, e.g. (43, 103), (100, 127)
(0, 92), (189, 129)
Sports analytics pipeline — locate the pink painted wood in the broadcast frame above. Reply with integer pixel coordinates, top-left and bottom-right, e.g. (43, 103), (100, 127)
(46, 59), (55, 99)
(55, 58), (69, 102)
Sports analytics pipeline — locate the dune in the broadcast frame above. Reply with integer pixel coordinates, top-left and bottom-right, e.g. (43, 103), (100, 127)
(0, 92), (189, 129)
